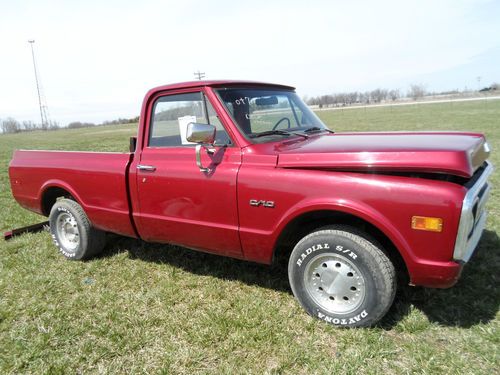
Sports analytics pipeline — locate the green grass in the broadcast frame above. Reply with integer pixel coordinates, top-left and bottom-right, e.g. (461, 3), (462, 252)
(1, 101), (499, 374)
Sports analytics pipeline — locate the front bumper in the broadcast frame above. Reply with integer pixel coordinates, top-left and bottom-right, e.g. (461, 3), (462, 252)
(453, 161), (493, 263)
(409, 161), (493, 289)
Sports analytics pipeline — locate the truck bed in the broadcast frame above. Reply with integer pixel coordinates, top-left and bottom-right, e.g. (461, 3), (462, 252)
(9, 150), (136, 237)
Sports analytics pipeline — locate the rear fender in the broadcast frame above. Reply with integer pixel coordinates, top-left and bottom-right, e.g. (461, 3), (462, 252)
(39, 180), (86, 214)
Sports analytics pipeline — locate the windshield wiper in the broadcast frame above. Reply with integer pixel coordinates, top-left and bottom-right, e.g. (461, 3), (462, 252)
(250, 130), (308, 139)
(303, 126), (334, 134)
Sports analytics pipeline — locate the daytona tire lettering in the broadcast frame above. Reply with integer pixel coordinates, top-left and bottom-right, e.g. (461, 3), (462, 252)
(288, 226), (396, 328)
(318, 310), (369, 325)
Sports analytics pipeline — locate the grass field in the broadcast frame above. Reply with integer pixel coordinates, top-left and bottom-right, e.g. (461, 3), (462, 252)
(1, 100), (499, 374)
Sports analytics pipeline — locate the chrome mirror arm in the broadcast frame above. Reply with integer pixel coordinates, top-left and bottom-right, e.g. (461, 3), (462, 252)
(195, 144), (215, 173)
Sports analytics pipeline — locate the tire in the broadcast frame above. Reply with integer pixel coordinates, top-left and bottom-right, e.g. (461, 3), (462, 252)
(49, 198), (106, 260)
(288, 226), (396, 327)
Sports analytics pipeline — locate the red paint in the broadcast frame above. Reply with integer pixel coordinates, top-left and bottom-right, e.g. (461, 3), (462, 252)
(8, 80), (492, 289)
(275, 132), (484, 177)
(9, 150), (136, 237)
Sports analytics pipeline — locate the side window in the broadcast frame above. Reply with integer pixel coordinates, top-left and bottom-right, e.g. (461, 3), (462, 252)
(149, 92), (205, 147)
(149, 92), (232, 147)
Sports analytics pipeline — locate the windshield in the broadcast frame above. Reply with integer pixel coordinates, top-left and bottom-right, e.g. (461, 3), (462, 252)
(216, 88), (328, 142)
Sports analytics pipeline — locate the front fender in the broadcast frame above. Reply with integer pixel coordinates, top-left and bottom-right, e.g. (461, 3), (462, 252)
(272, 198), (415, 266)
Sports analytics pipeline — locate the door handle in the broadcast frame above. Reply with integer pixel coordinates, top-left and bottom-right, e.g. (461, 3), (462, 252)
(137, 164), (156, 172)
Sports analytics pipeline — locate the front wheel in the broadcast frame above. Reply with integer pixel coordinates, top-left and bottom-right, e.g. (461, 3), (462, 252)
(288, 226), (396, 327)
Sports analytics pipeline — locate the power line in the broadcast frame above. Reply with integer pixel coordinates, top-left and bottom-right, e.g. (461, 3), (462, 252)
(194, 70), (205, 80)
(28, 40), (50, 129)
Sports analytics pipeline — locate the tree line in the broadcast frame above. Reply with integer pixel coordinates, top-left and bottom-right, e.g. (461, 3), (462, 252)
(66, 116), (140, 129)
(0, 118), (60, 134)
(2, 82), (498, 134)
(306, 82), (499, 108)
(1, 116), (140, 134)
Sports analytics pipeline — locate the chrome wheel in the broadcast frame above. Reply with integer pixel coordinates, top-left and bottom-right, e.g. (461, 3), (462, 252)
(56, 212), (80, 252)
(304, 253), (366, 315)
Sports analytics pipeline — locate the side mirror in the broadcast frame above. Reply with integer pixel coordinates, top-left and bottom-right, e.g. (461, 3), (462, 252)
(186, 122), (216, 144)
(186, 123), (217, 173)
(129, 136), (137, 152)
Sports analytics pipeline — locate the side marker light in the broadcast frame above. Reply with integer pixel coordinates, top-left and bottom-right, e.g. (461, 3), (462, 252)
(411, 216), (443, 232)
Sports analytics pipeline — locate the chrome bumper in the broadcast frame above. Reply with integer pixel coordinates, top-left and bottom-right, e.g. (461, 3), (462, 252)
(453, 161), (494, 263)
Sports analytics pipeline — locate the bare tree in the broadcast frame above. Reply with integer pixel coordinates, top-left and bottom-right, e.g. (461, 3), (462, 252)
(334, 93), (346, 106)
(370, 88), (388, 103)
(359, 92), (370, 104)
(389, 89), (400, 101)
(344, 92), (357, 105)
(408, 84), (426, 100)
(22, 121), (38, 131)
(1, 117), (21, 134)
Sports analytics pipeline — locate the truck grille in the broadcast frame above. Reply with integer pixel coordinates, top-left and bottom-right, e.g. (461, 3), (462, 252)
(453, 161), (493, 262)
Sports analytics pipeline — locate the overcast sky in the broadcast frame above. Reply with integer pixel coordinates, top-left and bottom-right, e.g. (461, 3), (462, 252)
(1, 0), (499, 125)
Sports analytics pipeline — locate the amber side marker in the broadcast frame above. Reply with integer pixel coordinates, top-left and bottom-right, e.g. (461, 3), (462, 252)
(411, 216), (443, 232)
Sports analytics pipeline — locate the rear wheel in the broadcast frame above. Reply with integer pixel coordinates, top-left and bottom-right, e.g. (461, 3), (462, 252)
(49, 198), (106, 260)
(288, 226), (396, 327)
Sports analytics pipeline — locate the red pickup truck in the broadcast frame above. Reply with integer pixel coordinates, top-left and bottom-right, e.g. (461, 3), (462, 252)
(9, 80), (493, 327)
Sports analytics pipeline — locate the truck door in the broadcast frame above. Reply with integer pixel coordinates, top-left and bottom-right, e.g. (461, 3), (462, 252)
(134, 89), (242, 257)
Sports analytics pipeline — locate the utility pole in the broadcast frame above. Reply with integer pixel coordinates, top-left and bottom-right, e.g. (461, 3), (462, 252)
(28, 40), (50, 129)
(194, 70), (205, 80)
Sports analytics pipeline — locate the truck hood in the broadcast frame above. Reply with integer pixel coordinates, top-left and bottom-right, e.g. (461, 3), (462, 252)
(276, 132), (489, 178)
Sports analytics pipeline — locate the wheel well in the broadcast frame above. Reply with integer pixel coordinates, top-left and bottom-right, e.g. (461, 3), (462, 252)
(273, 210), (409, 283)
(41, 187), (74, 216)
